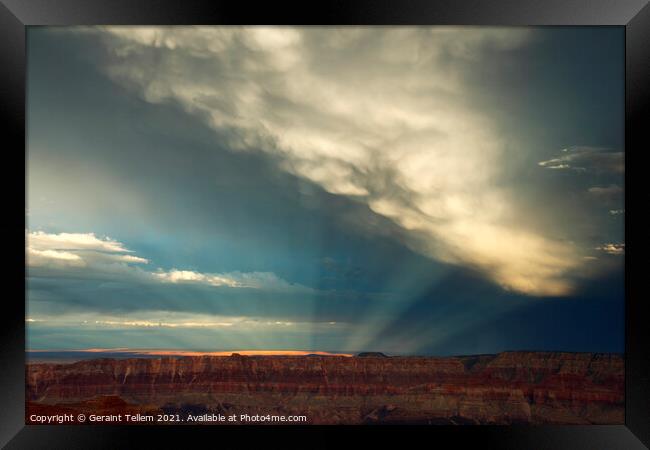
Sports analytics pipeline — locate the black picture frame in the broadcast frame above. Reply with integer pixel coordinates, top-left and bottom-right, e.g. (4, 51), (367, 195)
(1, 0), (648, 448)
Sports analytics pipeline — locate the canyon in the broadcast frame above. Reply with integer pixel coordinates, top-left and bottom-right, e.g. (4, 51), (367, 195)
(26, 351), (624, 425)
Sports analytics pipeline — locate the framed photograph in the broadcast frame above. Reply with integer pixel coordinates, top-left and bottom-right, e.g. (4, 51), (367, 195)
(1, 0), (648, 448)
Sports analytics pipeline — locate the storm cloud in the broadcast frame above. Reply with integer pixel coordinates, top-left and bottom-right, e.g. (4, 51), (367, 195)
(57, 27), (586, 295)
(26, 27), (624, 354)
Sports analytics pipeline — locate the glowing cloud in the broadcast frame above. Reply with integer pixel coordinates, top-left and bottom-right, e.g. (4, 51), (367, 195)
(26, 230), (148, 269)
(25, 310), (348, 333)
(27, 230), (131, 252)
(596, 243), (625, 255)
(152, 269), (244, 288)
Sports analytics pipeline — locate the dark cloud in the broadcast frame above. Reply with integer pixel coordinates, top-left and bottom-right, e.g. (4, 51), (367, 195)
(588, 184), (623, 200)
(538, 146), (624, 174)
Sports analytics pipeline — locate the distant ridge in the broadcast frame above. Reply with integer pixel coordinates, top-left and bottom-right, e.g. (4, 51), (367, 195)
(356, 352), (389, 358)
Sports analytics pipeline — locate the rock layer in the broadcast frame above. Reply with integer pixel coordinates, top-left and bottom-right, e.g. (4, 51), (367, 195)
(26, 351), (624, 424)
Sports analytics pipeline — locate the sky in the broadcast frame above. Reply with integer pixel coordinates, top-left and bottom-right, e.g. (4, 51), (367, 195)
(26, 26), (624, 355)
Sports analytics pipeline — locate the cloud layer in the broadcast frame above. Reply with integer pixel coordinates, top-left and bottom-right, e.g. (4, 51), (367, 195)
(65, 26), (597, 296)
(27, 230), (307, 293)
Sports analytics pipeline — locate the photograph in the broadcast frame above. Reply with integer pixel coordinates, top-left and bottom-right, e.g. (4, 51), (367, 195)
(25, 25), (625, 426)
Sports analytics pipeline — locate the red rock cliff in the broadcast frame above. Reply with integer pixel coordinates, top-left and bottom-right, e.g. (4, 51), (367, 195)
(26, 351), (624, 425)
